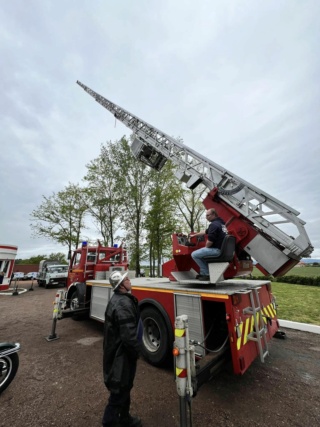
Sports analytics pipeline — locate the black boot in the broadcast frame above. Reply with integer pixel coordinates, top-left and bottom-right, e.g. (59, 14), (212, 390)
(120, 414), (142, 426)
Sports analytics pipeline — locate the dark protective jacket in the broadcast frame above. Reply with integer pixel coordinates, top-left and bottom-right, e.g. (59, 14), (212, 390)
(103, 292), (141, 393)
(206, 217), (227, 249)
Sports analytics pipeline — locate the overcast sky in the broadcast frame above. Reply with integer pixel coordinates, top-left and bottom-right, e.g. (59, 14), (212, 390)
(1, 0), (319, 260)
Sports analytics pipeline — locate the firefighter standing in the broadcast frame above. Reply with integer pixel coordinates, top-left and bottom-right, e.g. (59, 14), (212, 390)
(102, 271), (142, 427)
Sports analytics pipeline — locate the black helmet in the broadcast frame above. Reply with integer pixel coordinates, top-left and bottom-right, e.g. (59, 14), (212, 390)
(109, 271), (128, 291)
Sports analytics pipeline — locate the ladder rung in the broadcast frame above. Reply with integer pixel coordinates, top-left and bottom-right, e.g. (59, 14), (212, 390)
(243, 307), (261, 314)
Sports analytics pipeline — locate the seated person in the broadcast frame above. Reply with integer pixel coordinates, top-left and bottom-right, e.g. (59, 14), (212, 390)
(191, 208), (227, 280)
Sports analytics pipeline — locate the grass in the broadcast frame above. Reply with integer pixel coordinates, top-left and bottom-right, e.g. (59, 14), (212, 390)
(270, 282), (320, 325)
(252, 266), (320, 325)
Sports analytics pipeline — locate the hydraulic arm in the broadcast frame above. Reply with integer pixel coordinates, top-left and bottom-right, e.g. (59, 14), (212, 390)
(77, 81), (313, 276)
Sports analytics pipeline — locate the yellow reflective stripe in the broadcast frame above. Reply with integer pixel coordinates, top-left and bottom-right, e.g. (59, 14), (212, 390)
(243, 317), (250, 345)
(238, 301), (278, 350)
(268, 303), (277, 317)
(236, 322), (243, 350)
(175, 328), (185, 337)
(265, 305), (273, 318)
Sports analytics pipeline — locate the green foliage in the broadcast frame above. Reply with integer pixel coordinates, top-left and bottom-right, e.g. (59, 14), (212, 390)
(16, 253), (68, 264)
(30, 183), (88, 252)
(276, 275), (320, 286)
(177, 184), (207, 233)
(251, 266), (320, 286)
(83, 143), (121, 246)
(271, 282), (320, 325)
(108, 137), (154, 275)
(15, 255), (48, 265)
(144, 162), (182, 276)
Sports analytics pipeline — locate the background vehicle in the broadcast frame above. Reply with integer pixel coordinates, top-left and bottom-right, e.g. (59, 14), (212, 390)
(12, 272), (24, 281)
(54, 83), (313, 379)
(38, 260), (68, 288)
(0, 342), (20, 394)
(65, 241), (128, 313)
(25, 272), (38, 280)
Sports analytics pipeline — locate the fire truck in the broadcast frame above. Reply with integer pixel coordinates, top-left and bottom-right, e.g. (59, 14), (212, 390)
(59, 82), (313, 377)
(66, 240), (129, 312)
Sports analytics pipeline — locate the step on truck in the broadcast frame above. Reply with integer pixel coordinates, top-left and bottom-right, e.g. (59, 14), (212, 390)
(56, 82), (313, 377)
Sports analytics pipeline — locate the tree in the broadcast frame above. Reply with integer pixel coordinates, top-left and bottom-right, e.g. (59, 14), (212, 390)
(108, 137), (153, 276)
(145, 163), (182, 276)
(83, 143), (121, 247)
(177, 184), (207, 232)
(15, 253), (68, 264)
(30, 183), (88, 254)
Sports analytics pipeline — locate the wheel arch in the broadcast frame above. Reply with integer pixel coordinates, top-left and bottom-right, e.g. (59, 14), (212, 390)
(67, 282), (90, 305)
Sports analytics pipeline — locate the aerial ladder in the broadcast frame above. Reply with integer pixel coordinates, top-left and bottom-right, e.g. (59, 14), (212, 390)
(76, 81), (313, 278)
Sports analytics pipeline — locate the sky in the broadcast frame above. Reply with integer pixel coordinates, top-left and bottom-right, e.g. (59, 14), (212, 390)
(1, 0), (319, 260)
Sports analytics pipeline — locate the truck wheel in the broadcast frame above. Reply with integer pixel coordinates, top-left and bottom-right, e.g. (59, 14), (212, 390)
(70, 290), (80, 311)
(140, 307), (171, 366)
(70, 289), (88, 321)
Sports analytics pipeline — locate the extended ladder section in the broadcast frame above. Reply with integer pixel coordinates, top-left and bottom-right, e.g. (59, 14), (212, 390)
(76, 81), (313, 265)
(243, 288), (269, 362)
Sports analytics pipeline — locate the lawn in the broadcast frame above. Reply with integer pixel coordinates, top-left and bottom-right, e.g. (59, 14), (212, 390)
(270, 281), (320, 325)
(251, 266), (320, 325)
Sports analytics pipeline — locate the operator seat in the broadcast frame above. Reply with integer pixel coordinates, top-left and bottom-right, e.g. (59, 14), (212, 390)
(203, 235), (236, 263)
(201, 235), (236, 284)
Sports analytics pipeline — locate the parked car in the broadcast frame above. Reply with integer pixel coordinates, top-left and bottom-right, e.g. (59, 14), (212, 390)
(12, 272), (25, 280)
(25, 272), (38, 280)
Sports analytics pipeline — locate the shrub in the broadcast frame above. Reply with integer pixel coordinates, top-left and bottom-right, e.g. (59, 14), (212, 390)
(250, 275), (320, 287)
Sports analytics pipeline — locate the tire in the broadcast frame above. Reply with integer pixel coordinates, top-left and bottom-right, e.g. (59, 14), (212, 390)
(70, 290), (88, 321)
(0, 353), (19, 394)
(140, 307), (171, 366)
(70, 290), (80, 310)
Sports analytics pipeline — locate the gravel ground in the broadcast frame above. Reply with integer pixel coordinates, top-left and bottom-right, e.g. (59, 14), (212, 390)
(1, 282), (320, 427)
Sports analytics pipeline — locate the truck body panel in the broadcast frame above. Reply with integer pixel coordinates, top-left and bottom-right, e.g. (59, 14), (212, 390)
(85, 277), (277, 375)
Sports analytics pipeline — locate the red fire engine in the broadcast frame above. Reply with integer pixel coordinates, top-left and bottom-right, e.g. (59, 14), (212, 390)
(59, 82), (313, 377)
(66, 240), (128, 311)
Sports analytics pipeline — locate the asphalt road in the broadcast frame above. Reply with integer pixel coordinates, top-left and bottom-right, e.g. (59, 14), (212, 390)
(1, 282), (320, 427)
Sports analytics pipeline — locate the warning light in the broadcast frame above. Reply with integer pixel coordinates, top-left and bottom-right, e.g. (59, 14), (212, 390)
(82, 241), (88, 247)
(172, 347), (180, 357)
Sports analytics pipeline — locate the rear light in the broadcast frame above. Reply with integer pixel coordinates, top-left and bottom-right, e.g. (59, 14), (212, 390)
(226, 314), (231, 321)
(172, 347), (180, 357)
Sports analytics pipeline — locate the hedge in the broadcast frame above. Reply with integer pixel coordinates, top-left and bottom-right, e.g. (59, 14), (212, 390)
(250, 275), (320, 287)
